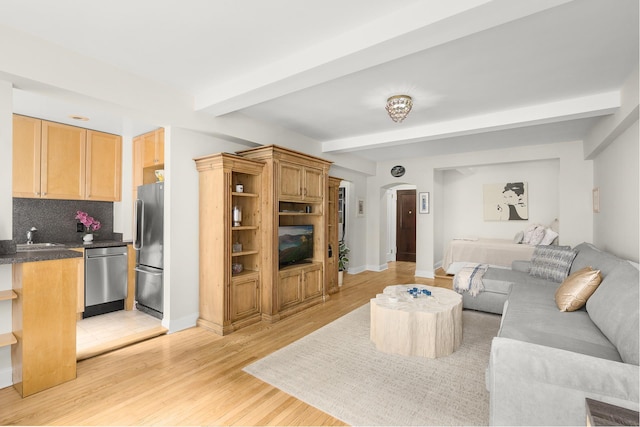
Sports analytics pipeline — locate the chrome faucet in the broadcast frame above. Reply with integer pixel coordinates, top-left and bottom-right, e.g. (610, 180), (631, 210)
(26, 227), (37, 244)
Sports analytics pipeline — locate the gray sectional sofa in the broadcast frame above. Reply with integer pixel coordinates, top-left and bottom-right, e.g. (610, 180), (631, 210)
(462, 242), (639, 426)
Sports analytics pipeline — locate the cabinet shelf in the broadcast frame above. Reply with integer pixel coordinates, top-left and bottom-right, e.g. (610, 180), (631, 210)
(231, 250), (259, 257)
(232, 192), (258, 198)
(279, 212), (321, 216)
(0, 332), (17, 348)
(0, 290), (17, 301)
(232, 225), (258, 231)
(231, 269), (259, 279)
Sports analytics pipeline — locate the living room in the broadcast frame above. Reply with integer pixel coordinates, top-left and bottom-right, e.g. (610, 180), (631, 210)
(0, 1), (638, 425)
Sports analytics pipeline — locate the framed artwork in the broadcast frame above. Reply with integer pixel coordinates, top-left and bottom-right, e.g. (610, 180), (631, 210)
(593, 187), (600, 213)
(419, 192), (429, 214)
(483, 182), (528, 221)
(357, 198), (365, 217)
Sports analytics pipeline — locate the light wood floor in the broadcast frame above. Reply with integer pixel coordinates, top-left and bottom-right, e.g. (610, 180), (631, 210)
(1, 262), (435, 426)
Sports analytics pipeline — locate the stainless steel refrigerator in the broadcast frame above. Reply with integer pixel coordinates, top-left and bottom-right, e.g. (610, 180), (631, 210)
(134, 182), (164, 319)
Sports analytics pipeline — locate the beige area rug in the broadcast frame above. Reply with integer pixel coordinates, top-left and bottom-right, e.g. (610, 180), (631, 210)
(243, 303), (501, 426)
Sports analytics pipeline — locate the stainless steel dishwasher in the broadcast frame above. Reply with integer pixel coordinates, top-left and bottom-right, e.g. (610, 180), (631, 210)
(84, 246), (128, 318)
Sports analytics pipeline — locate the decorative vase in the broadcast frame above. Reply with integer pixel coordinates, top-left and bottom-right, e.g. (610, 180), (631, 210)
(338, 270), (344, 287)
(83, 233), (94, 244)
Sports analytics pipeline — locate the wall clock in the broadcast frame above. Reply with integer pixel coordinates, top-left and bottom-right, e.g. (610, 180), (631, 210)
(390, 165), (405, 177)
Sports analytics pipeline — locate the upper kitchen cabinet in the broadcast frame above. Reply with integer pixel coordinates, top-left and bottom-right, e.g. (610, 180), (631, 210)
(12, 115), (122, 202)
(12, 115), (42, 198)
(143, 128), (164, 168)
(86, 130), (122, 201)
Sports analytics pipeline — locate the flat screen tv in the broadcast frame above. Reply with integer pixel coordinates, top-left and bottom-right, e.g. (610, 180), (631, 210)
(278, 225), (314, 267)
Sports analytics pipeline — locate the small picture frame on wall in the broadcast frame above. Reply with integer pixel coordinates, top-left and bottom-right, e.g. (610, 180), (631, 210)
(419, 192), (430, 214)
(593, 187), (600, 213)
(357, 198), (365, 217)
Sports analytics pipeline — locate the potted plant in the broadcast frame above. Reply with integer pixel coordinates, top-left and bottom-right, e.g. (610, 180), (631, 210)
(338, 240), (350, 287)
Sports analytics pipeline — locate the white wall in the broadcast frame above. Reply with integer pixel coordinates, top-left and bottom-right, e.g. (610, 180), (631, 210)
(441, 159), (560, 246)
(163, 127), (251, 333)
(0, 80), (13, 388)
(593, 119), (639, 262)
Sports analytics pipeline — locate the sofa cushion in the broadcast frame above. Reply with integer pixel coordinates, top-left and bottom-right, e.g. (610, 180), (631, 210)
(528, 245), (578, 283)
(570, 242), (624, 276)
(485, 266), (554, 288)
(499, 283), (622, 362)
(587, 261), (639, 365)
(555, 267), (602, 312)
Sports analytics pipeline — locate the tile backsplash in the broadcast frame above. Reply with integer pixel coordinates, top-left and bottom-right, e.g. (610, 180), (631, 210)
(13, 198), (115, 244)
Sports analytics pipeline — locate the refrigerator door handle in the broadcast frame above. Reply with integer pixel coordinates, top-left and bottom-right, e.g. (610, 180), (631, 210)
(134, 199), (144, 250)
(135, 267), (163, 276)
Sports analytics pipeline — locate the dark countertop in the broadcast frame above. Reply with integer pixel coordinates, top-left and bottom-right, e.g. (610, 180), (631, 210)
(0, 239), (133, 265)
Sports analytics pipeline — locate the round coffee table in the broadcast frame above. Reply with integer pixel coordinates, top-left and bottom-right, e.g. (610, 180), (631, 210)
(370, 284), (463, 358)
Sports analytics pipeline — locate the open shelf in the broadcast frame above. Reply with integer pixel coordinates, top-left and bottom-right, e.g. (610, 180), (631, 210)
(0, 332), (17, 348)
(0, 290), (17, 301)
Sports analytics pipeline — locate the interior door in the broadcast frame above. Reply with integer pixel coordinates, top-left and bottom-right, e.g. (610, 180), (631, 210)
(396, 190), (416, 262)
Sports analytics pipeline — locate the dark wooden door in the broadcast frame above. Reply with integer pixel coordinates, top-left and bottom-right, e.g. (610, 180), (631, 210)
(396, 190), (416, 262)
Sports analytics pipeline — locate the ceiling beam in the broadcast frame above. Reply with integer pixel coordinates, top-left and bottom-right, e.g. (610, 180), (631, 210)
(322, 91), (620, 153)
(194, 0), (574, 116)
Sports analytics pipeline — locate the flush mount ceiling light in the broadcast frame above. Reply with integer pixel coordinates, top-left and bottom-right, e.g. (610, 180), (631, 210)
(385, 94), (413, 123)
(69, 114), (89, 121)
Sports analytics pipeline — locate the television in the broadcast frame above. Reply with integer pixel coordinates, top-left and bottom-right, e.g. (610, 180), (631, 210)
(278, 225), (314, 267)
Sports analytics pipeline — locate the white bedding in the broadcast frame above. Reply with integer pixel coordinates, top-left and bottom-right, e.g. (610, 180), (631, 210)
(442, 238), (536, 274)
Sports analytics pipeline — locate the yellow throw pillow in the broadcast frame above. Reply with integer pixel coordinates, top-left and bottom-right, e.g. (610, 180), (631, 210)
(555, 267), (602, 312)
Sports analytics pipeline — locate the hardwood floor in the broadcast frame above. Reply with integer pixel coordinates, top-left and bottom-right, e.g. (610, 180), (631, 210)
(0, 262), (434, 426)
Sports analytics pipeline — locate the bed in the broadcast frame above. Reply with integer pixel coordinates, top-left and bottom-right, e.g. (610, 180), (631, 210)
(441, 238), (537, 274)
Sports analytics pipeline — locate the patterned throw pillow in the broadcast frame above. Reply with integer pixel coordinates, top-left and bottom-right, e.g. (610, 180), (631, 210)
(555, 267), (602, 311)
(529, 245), (578, 283)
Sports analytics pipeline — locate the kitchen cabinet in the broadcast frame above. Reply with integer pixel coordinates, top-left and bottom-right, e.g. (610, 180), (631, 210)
(12, 258), (79, 397)
(12, 115), (122, 202)
(143, 128), (164, 168)
(85, 130), (122, 202)
(194, 153), (264, 335)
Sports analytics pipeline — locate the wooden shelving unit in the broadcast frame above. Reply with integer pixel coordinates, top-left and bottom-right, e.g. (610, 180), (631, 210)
(194, 153), (264, 335)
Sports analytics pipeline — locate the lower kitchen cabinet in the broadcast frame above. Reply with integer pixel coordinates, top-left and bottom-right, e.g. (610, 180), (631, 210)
(12, 258), (79, 397)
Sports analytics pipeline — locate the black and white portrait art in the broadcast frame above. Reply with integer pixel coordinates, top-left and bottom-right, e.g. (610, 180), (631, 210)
(483, 182), (528, 221)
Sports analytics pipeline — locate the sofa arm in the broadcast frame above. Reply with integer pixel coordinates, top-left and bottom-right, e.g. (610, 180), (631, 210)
(487, 337), (639, 426)
(511, 260), (530, 272)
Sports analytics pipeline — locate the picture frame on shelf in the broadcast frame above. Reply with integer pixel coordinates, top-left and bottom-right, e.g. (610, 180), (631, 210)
(419, 192), (430, 214)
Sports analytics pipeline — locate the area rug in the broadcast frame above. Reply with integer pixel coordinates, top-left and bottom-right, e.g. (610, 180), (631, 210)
(243, 303), (501, 426)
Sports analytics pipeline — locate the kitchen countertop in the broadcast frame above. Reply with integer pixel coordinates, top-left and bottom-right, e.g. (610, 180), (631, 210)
(0, 239), (133, 265)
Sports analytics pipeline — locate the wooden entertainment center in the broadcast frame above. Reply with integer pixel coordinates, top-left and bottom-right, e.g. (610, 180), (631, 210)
(194, 145), (340, 335)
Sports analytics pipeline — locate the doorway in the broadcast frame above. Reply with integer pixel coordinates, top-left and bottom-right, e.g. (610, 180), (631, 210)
(396, 189), (416, 262)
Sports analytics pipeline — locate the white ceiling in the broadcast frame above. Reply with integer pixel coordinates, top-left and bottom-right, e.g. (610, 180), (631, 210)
(1, 0), (637, 164)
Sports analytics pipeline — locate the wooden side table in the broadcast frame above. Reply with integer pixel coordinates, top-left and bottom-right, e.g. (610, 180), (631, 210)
(370, 284), (462, 358)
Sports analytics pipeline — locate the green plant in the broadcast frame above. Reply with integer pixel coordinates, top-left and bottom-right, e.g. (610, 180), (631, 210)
(338, 240), (350, 271)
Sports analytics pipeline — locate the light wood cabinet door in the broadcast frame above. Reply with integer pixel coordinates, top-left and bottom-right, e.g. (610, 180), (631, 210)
(41, 121), (86, 200)
(279, 162), (303, 200)
(230, 276), (260, 321)
(278, 268), (303, 310)
(86, 130), (122, 201)
(302, 264), (323, 300)
(143, 128), (164, 168)
(303, 167), (324, 202)
(12, 115), (41, 198)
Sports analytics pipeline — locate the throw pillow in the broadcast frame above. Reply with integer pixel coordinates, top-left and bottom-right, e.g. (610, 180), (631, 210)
(529, 245), (578, 283)
(528, 226), (547, 245)
(540, 228), (559, 245)
(555, 267), (602, 312)
(513, 230), (524, 244)
(522, 224), (539, 244)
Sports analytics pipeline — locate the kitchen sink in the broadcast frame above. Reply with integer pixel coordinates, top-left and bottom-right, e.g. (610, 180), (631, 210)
(16, 242), (65, 251)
